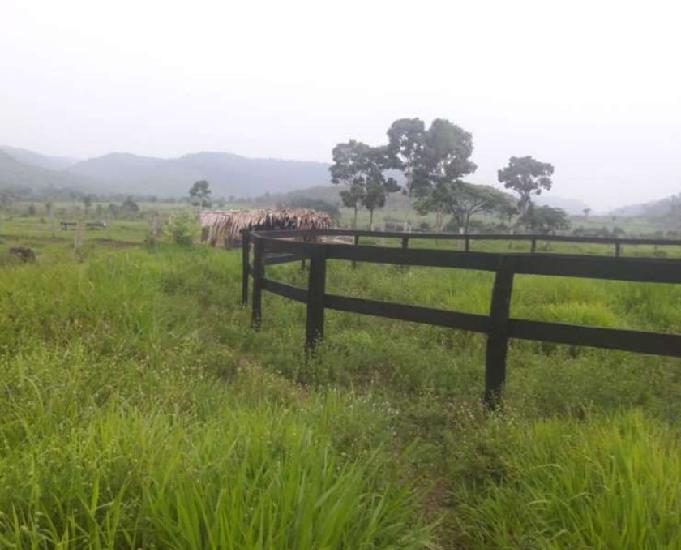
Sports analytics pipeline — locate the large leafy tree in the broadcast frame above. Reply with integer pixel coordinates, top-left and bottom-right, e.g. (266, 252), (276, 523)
(449, 183), (513, 234)
(387, 118), (477, 198)
(497, 156), (554, 214)
(416, 181), (512, 233)
(330, 140), (398, 229)
(422, 119), (478, 188)
(189, 180), (212, 208)
(386, 118), (427, 196)
(520, 204), (570, 234)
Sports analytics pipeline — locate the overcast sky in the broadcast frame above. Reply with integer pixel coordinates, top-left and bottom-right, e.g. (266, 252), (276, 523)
(2, 0), (680, 210)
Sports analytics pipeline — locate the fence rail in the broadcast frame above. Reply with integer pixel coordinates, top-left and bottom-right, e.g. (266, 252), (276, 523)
(241, 229), (681, 406)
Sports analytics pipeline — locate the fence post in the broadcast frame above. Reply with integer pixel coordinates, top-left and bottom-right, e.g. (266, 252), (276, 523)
(484, 258), (515, 408)
(531, 238), (536, 253)
(241, 230), (250, 306)
(401, 236), (409, 269)
(251, 236), (264, 329)
(352, 234), (360, 269)
(465, 235), (470, 252)
(305, 245), (327, 351)
(615, 242), (621, 258)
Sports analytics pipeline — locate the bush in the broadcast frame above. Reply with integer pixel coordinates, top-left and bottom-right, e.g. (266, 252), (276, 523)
(164, 211), (199, 245)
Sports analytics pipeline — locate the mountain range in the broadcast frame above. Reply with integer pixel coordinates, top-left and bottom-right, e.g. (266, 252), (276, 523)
(0, 145), (676, 217)
(0, 149), (91, 192)
(0, 146), (331, 198)
(610, 194), (681, 217)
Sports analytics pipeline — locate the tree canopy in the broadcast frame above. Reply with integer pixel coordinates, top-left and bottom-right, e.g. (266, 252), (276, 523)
(387, 118), (477, 198)
(497, 156), (554, 214)
(330, 140), (398, 228)
(520, 204), (570, 234)
(416, 181), (513, 232)
(332, 120), (559, 233)
(189, 180), (212, 208)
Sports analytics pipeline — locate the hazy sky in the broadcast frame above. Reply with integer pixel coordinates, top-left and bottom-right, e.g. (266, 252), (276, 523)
(2, 0), (680, 210)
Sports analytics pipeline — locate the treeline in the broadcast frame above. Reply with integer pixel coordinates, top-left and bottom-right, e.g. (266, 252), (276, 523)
(331, 118), (569, 234)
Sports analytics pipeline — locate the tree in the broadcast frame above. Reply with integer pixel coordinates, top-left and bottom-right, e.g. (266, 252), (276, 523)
(120, 196), (139, 216)
(282, 196), (341, 223)
(363, 181), (394, 230)
(450, 184), (513, 234)
(363, 146), (399, 228)
(422, 119), (477, 189)
(82, 195), (93, 215)
(189, 180), (212, 208)
(414, 180), (455, 230)
(497, 156), (554, 215)
(520, 204), (570, 234)
(583, 207), (591, 217)
(387, 118), (427, 196)
(416, 181), (513, 232)
(330, 140), (398, 228)
(338, 184), (364, 228)
(387, 118), (477, 198)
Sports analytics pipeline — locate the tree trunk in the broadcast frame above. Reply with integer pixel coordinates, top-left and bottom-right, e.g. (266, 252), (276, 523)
(436, 208), (445, 232)
(352, 205), (358, 229)
(369, 209), (374, 231)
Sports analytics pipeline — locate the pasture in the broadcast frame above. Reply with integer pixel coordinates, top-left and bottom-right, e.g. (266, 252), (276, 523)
(1, 214), (681, 548)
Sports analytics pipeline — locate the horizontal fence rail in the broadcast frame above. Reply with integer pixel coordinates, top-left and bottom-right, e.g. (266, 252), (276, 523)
(241, 229), (681, 407)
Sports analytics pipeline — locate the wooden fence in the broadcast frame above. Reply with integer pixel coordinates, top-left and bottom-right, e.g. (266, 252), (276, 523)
(242, 229), (681, 406)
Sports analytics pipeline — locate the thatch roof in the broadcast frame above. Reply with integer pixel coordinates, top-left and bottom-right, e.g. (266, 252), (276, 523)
(199, 208), (333, 247)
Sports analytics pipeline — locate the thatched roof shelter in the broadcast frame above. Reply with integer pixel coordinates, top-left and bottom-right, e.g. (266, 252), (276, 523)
(199, 208), (333, 248)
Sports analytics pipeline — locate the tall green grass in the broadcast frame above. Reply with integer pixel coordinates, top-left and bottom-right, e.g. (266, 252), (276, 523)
(1, 240), (681, 548)
(455, 411), (681, 549)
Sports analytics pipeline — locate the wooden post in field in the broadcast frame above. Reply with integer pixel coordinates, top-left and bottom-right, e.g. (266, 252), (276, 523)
(465, 235), (470, 252)
(531, 238), (537, 253)
(401, 236), (409, 269)
(305, 246), (327, 351)
(251, 237), (264, 329)
(615, 241), (621, 258)
(352, 234), (360, 269)
(241, 230), (250, 306)
(301, 233), (308, 271)
(484, 258), (515, 408)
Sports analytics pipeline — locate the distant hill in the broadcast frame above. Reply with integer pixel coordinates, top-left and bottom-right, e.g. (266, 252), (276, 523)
(611, 193), (681, 217)
(534, 195), (590, 215)
(67, 151), (331, 197)
(0, 150), (90, 193)
(0, 146), (617, 216)
(0, 145), (79, 171)
(250, 185), (417, 211)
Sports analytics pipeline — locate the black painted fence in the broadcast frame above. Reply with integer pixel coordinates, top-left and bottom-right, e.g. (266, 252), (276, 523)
(242, 229), (681, 407)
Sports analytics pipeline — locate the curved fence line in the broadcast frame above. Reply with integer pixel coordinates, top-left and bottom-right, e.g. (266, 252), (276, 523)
(241, 229), (681, 407)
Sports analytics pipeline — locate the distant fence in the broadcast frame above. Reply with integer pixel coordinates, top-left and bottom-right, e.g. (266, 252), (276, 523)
(242, 229), (681, 407)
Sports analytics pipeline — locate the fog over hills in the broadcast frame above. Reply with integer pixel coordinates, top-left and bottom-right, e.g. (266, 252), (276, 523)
(0, 144), (676, 219)
(66, 151), (331, 197)
(0, 146), (332, 198)
(610, 194), (681, 217)
(534, 195), (591, 216)
(0, 145), (79, 171)
(0, 149), (92, 192)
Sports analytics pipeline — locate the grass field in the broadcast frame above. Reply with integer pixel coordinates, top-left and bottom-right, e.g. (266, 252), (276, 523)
(1, 213), (681, 548)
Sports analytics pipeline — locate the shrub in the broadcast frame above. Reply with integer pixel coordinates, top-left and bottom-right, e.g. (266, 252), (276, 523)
(164, 211), (199, 245)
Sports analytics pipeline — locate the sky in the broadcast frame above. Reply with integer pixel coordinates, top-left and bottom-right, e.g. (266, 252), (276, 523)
(1, 0), (680, 211)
